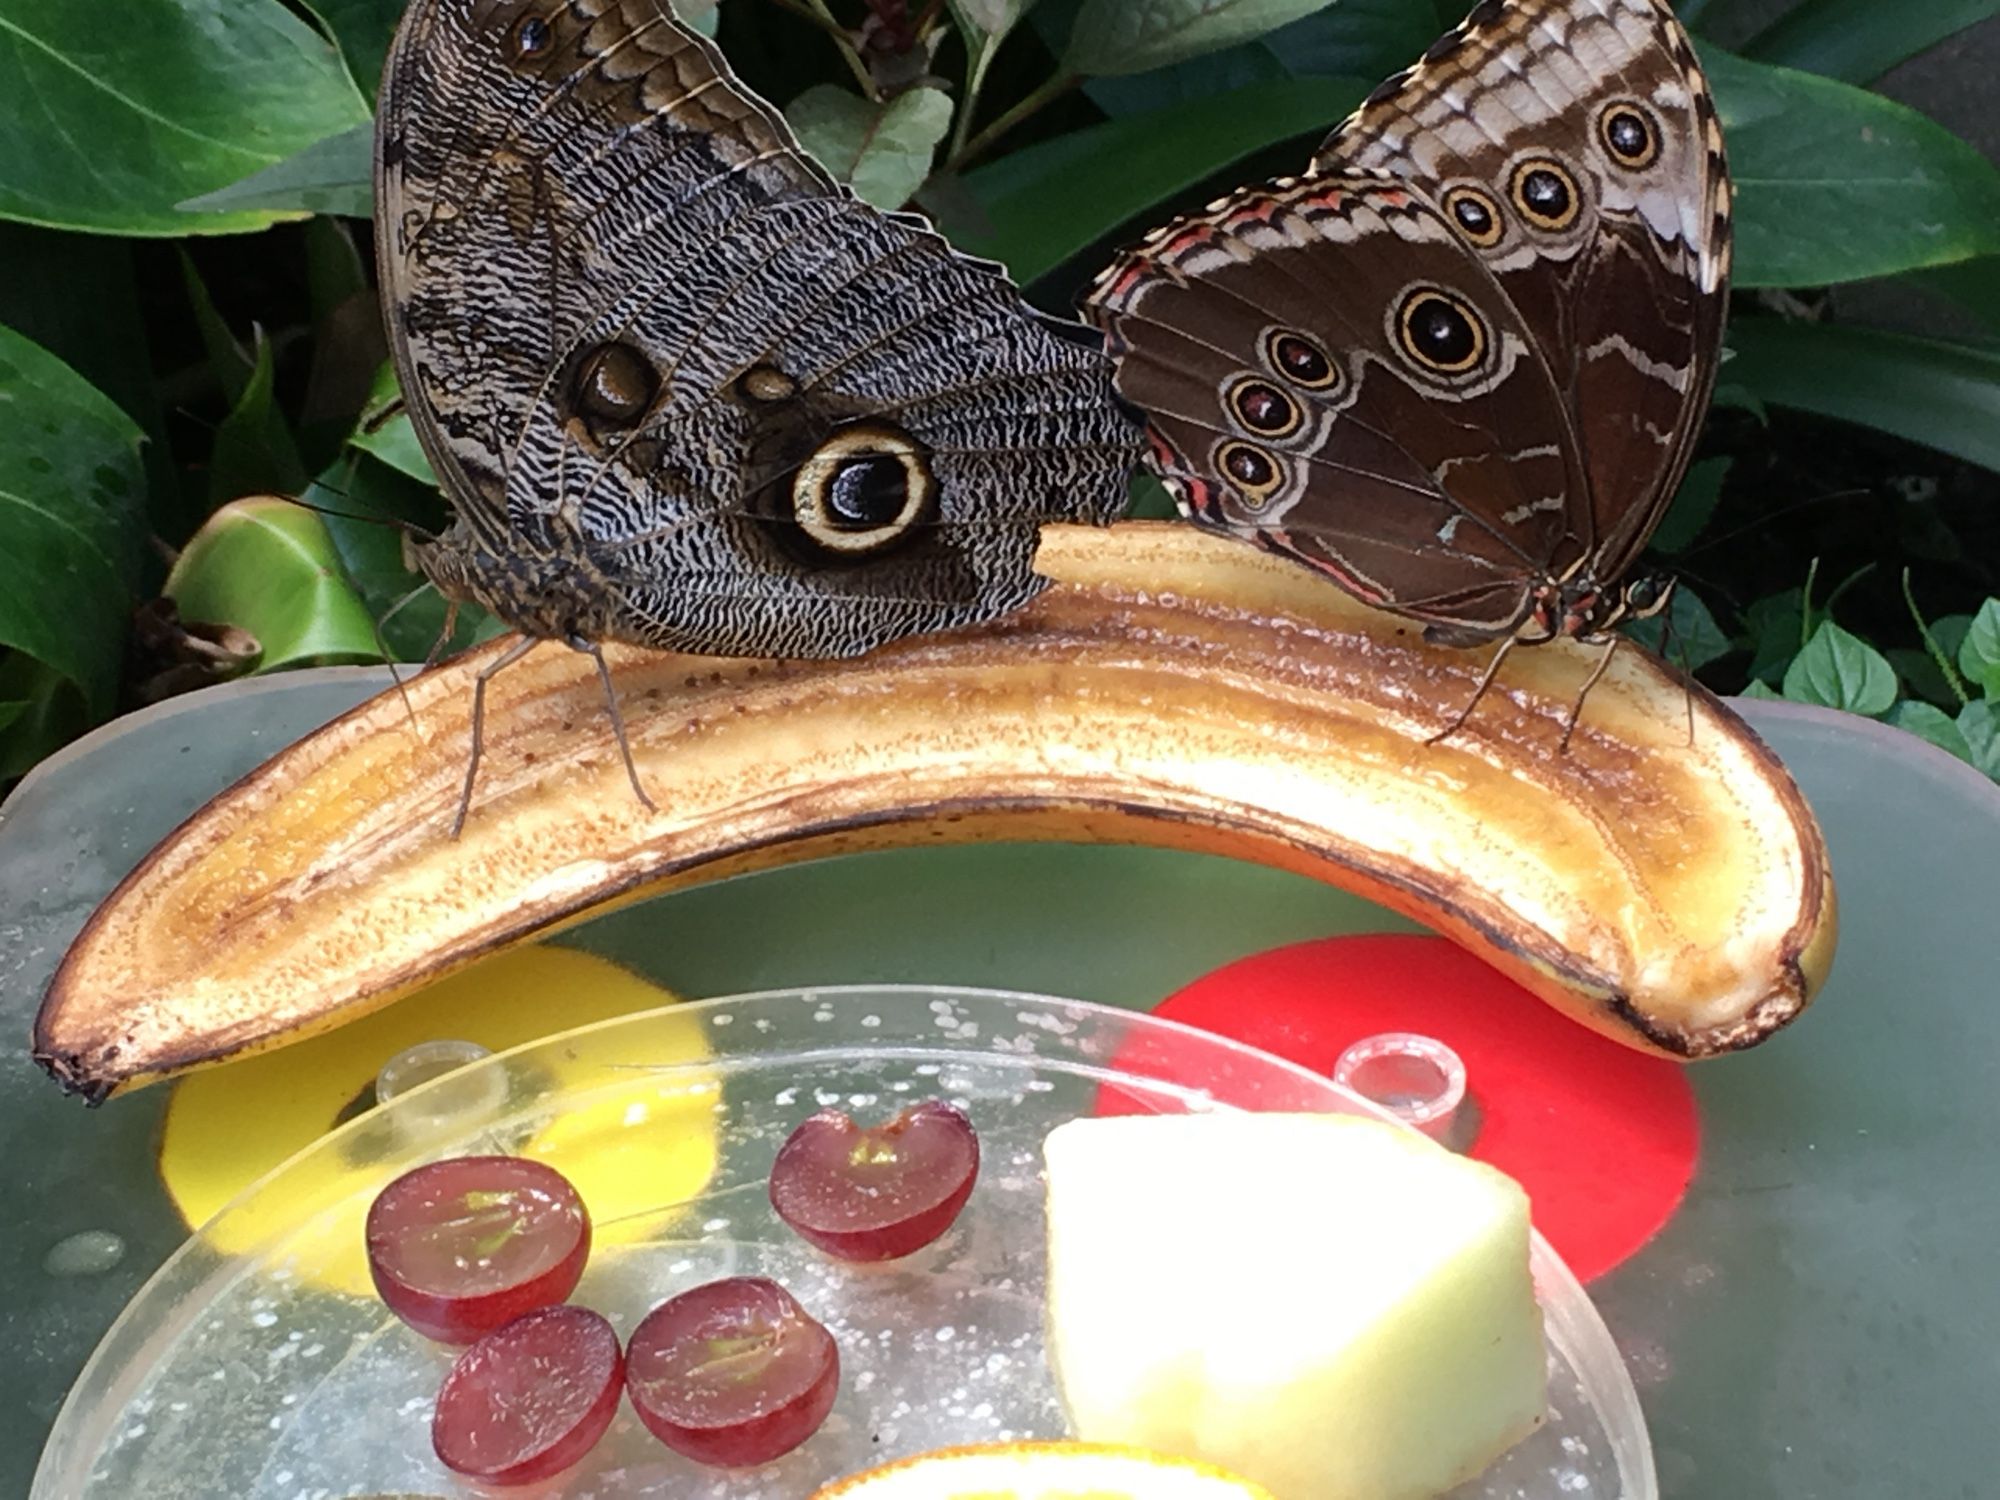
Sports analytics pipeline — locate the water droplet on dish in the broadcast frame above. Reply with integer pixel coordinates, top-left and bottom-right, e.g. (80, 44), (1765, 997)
(44, 1229), (126, 1278)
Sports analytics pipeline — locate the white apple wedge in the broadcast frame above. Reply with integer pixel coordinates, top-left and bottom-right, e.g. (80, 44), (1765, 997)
(1044, 1113), (1548, 1500)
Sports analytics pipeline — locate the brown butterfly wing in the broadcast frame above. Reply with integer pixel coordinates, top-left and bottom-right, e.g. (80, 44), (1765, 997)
(1087, 171), (1587, 637)
(377, 0), (1140, 660)
(1315, 0), (1732, 582)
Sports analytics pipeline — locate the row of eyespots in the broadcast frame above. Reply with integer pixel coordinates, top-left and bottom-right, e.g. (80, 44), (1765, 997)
(1214, 328), (1343, 507)
(1441, 98), (1663, 250)
(1212, 288), (1492, 509)
(568, 339), (935, 560)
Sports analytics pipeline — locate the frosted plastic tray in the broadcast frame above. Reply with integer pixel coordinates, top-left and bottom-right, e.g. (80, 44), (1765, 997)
(34, 986), (1655, 1498)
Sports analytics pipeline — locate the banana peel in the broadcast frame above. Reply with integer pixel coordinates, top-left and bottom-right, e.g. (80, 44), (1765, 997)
(34, 522), (1833, 1100)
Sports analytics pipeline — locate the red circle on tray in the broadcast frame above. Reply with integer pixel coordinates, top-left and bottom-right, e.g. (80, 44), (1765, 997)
(1119, 934), (1699, 1283)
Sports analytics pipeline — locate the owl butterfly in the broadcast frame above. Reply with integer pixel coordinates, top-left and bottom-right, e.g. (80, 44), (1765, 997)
(1083, 0), (1731, 745)
(375, 0), (1141, 831)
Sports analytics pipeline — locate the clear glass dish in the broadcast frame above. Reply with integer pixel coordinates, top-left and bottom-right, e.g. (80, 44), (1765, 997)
(34, 986), (1655, 1498)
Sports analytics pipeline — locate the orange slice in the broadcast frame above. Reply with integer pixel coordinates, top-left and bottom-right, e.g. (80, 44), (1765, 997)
(811, 1441), (1277, 1498)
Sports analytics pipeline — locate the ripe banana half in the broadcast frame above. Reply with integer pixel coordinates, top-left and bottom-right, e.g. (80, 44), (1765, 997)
(34, 523), (1834, 1101)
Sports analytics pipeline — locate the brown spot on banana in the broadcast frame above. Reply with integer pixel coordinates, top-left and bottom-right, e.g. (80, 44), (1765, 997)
(34, 523), (1834, 1101)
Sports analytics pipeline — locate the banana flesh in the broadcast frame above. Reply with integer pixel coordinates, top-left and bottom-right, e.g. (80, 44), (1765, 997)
(34, 522), (1834, 1100)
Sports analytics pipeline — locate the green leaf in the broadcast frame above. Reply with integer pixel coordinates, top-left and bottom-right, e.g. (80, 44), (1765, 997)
(1959, 700), (2000, 778)
(1624, 585), (1734, 672)
(1899, 570), (1972, 706)
(1783, 620), (1898, 715)
(1889, 700), (1975, 761)
(954, 0), (1038, 34)
(1958, 599), (2000, 698)
(1932, 614), (1975, 662)
(0, 0), (370, 235)
(298, 218), (381, 466)
(675, 0), (722, 37)
(952, 0), (1040, 98)
(1739, 677), (1785, 700)
(1886, 648), (1952, 706)
(297, 0), (404, 99)
(1706, 49), (2000, 288)
(1709, 381), (1770, 423)
(1651, 456), (1731, 555)
(1721, 319), (2000, 473)
(1738, 0), (2000, 85)
(179, 123), (374, 220)
(786, 85), (953, 211)
(1066, 0), (1338, 76)
(0, 653), (89, 780)
(1744, 586), (1812, 684)
(958, 76), (1369, 284)
(1909, 255), (2000, 332)
(0, 326), (149, 720)
(1074, 0), (1449, 116)
(164, 498), (385, 670)
(0, 223), (183, 542)
(309, 453), (494, 662)
(351, 363), (435, 484)
(1127, 471), (1178, 519)
(1259, 0), (1454, 79)
(178, 250), (253, 405)
(206, 336), (309, 509)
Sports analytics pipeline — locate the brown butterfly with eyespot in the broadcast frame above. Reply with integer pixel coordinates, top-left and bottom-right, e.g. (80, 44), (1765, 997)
(1084, 0), (1731, 744)
(375, 0), (1143, 831)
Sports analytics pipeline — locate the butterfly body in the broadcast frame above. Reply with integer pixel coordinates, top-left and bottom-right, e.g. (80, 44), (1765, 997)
(1084, 0), (1728, 706)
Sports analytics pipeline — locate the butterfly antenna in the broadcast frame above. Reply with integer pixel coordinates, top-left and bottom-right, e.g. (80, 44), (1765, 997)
(285, 492), (442, 544)
(1675, 487), (1868, 562)
(452, 636), (542, 839)
(576, 636), (657, 816)
(1426, 635), (1519, 747)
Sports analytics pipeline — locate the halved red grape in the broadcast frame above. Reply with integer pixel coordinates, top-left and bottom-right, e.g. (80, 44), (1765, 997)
(432, 1304), (624, 1486)
(366, 1155), (590, 1343)
(626, 1276), (839, 1467)
(769, 1099), (979, 1261)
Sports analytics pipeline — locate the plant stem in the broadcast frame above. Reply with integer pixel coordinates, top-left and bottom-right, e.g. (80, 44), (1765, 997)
(1903, 567), (1972, 706)
(950, 38), (992, 162)
(766, 0), (880, 98)
(946, 71), (1081, 172)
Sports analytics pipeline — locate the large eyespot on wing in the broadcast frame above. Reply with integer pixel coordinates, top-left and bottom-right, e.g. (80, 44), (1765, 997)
(1310, 0), (1732, 580)
(779, 422), (937, 560)
(1390, 286), (1492, 381)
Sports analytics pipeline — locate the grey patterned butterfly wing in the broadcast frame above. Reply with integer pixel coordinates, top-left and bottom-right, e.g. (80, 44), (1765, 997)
(1084, 0), (1729, 653)
(376, 0), (1141, 663)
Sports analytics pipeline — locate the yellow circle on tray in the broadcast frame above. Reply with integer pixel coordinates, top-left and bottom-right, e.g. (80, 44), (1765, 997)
(810, 1442), (1279, 1498)
(157, 945), (720, 1296)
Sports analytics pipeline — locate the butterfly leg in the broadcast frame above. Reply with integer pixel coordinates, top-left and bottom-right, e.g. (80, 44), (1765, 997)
(452, 634), (542, 839)
(372, 582), (435, 734)
(1560, 636), (1623, 753)
(1426, 636), (1519, 746)
(573, 635), (657, 817)
(424, 601), (461, 670)
(1654, 604), (1697, 749)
